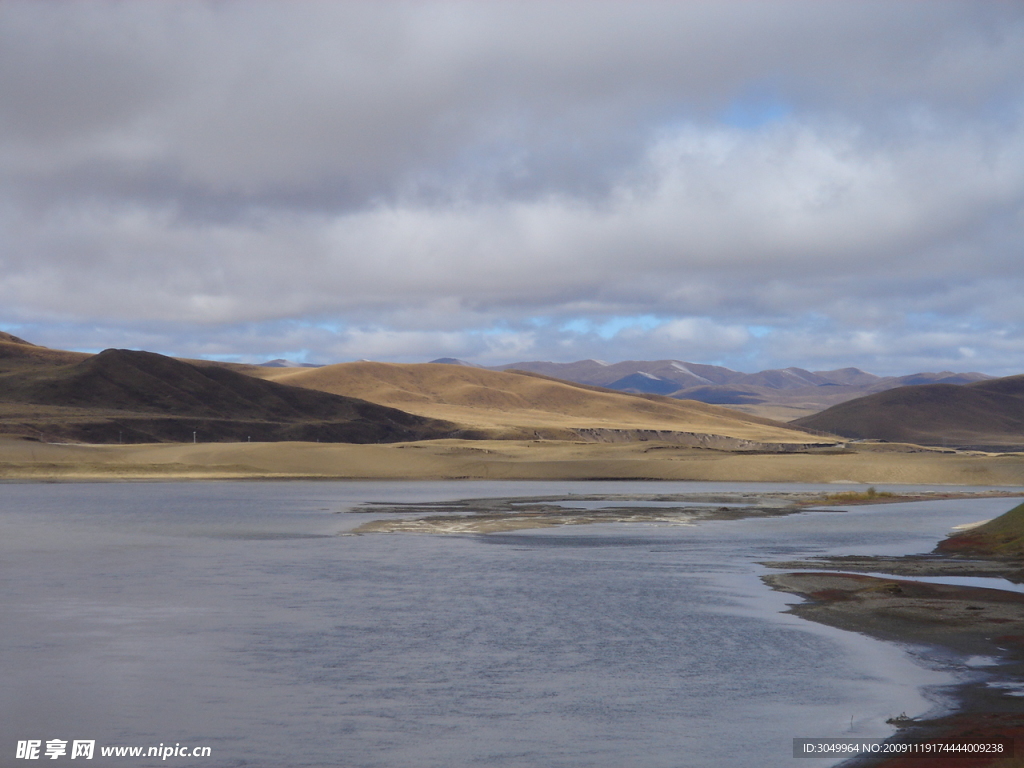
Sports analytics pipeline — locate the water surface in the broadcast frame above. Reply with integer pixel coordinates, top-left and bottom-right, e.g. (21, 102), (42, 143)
(1, 481), (1017, 767)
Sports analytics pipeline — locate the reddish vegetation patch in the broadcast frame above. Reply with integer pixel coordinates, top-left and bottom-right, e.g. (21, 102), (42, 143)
(937, 533), (990, 554)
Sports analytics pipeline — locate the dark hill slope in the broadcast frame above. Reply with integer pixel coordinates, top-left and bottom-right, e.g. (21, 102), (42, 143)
(0, 349), (459, 444)
(793, 375), (1024, 450)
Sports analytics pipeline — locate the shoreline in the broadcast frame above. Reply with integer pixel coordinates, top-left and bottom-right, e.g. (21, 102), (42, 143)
(763, 569), (1024, 766)
(3, 437), (1024, 485)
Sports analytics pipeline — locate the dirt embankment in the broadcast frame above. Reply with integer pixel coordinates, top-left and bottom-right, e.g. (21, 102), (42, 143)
(569, 427), (842, 451)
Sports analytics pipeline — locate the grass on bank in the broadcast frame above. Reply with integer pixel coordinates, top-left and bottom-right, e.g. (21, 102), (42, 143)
(825, 486), (895, 503)
(939, 500), (1024, 556)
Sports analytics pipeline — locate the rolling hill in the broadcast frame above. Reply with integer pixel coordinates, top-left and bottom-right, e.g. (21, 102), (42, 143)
(793, 374), (1024, 451)
(0, 348), (458, 444)
(253, 361), (831, 447)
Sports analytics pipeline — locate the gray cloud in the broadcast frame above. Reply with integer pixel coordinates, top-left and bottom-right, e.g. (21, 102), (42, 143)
(1, 1), (1023, 375)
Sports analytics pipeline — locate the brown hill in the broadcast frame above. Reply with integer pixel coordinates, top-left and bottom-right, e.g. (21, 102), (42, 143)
(253, 361), (829, 446)
(0, 349), (457, 444)
(793, 375), (1024, 450)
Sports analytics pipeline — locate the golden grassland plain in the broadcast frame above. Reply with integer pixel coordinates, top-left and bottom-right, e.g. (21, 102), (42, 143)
(3, 435), (1024, 484)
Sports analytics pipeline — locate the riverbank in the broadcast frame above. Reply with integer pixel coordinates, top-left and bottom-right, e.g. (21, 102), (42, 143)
(764, 503), (1024, 767)
(765, 572), (1024, 768)
(3, 436), (1024, 484)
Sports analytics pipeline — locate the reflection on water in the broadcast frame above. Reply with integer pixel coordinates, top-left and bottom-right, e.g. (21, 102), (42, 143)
(0, 480), (1018, 767)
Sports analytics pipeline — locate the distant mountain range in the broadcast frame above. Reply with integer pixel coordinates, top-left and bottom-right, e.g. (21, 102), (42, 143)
(463, 359), (993, 420)
(487, 358), (989, 392)
(259, 359), (323, 368)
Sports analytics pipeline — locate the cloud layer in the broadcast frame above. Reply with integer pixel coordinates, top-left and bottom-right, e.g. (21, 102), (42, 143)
(2, 1), (1023, 374)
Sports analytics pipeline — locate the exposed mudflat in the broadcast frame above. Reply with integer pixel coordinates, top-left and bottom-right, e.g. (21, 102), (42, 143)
(347, 490), (1024, 535)
(764, 571), (1024, 653)
(347, 491), (831, 534)
(764, 555), (1024, 583)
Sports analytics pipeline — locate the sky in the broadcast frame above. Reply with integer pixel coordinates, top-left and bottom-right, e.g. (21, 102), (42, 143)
(1, 1), (1023, 375)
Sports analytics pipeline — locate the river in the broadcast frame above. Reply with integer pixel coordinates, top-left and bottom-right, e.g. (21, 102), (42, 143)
(1, 480), (1018, 767)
